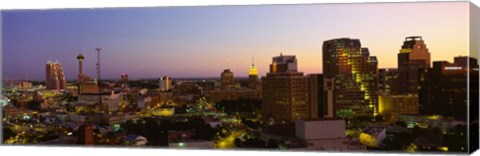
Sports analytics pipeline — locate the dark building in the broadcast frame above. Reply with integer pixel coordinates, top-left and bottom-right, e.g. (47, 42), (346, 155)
(307, 74), (326, 118)
(77, 124), (94, 145)
(322, 38), (378, 117)
(397, 36), (431, 94)
(221, 69), (235, 89)
(378, 68), (398, 95)
(418, 56), (479, 120)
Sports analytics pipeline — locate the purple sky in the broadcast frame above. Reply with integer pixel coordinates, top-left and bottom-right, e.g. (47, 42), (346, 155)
(2, 2), (471, 80)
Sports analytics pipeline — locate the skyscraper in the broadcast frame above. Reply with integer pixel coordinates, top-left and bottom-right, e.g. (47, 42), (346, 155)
(45, 61), (67, 90)
(248, 57), (260, 90)
(418, 56), (479, 120)
(322, 38), (378, 117)
(262, 53), (310, 122)
(221, 69), (235, 89)
(397, 36), (431, 94)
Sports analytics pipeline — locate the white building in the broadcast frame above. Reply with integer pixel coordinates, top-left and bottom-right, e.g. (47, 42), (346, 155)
(159, 76), (172, 91)
(295, 118), (366, 151)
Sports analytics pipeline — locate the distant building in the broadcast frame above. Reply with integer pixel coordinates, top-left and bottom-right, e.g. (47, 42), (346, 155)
(378, 94), (419, 120)
(378, 68), (398, 95)
(396, 36), (431, 94)
(419, 56), (479, 120)
(204, 88), (259, 103)
(46, 61), (67, 90)
(248, 58), (260, 90)
(262, 54), (310, 122)
(159, 76), (172, 91)
(322, 38), (378, 117)
(221, 69), (236, 89)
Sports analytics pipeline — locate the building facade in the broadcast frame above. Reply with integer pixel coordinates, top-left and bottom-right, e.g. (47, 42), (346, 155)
(418, 56), (479, 120)
(378, 94), (419, 120)
(378, 68), (398, 95)
(307, 74), (325, 118)
(248, 61), (260, 90)
(262, 54), (310, 122)
(397, 36), (431, 94)
(221, 69), (236, 89)
(46, 61), (67, 90)
(322, 38), (378, 117)
(159, 76), (172, 91)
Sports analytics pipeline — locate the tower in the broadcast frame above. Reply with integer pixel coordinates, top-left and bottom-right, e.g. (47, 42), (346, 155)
(396, 36), (430, 94)
(45, 61), (67, 90)
(322, 38), (378, 117)
(261, 54), (309, 122)
(221, 69), (235, 89)
(96, 48), (102, 105)
(248, 56), (259, 90)
(77, 54), (85, 82)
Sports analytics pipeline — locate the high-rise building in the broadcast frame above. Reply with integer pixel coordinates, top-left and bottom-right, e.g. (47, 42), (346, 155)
(221, 69), (235, 89)
(397, 36), (431, 94)
(159, 76), (172, 91)
(378, 68), (398, 95)
(322, 38), (378, 117)
(45, 61), (67, 90)
(248, 58), (260, 90)
(262, 54), (310, 122)
(378, 94), (419, 120)
(307, 74), (325, 118)
(418, 56), (479, 120)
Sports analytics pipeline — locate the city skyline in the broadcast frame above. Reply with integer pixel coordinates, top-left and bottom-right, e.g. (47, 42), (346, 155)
(2, 2), (471, 80)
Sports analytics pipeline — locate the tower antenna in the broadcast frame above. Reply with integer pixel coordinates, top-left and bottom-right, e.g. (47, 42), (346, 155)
(96, 48), (102, 107)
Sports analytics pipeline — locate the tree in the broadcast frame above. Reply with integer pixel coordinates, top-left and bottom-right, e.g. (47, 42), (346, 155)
(2, 127), (15, 141)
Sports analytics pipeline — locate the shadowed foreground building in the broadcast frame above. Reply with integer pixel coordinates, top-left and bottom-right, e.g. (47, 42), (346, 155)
(262, 54), (311, 122)
(322, 38), (378, 117)
(418, 56), (479, 120)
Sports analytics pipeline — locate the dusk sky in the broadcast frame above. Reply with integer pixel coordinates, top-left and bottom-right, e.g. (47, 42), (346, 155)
(2, 2), (471, 80)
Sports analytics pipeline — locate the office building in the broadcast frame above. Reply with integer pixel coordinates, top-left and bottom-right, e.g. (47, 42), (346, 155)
(378, 94), (419, 120)
(46, 61), (67, 90)
(307, 74), (326, 118)
(221, 69), (236, 89)
(418, 56), (479, 120)
(397, 36), (431, 94)
(248, 58), (260, 90)
(262, 54), (310, 122)
(159, 76), (172, 91)
(378, 68), (398, 95)
(322, 38), (378, 117)
(204, 89), (259, 103)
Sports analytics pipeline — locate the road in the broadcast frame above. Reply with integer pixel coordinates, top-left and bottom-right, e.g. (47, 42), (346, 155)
(216, 129), (246, 149)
